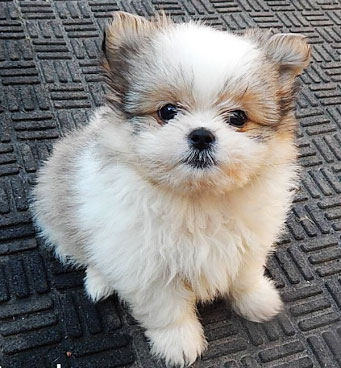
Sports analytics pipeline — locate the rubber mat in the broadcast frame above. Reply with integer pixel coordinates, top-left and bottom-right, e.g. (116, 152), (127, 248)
(0, 1), (340, 367)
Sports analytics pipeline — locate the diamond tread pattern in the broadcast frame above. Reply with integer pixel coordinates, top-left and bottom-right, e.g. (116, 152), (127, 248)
(0, 0), (341, 367)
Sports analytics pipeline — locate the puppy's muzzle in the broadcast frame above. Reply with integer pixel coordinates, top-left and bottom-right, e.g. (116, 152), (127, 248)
(183, 128), (217, 169)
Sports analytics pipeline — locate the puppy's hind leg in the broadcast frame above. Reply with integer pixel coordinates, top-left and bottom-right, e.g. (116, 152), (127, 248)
(230, 254), (283, 323)
(84, 267), (114, 302)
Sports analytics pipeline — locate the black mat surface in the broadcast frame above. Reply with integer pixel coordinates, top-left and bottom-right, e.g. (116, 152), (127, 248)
(0, 1), (341, 367)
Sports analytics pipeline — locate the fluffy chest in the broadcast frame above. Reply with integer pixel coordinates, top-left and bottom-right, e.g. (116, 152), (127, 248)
(154, 209), (247, 300)
(76, 153), (293, 299)
(77, 159), (249, 299)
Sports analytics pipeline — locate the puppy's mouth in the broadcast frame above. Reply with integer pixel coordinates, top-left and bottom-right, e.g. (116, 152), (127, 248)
(182, 149), (217, 169)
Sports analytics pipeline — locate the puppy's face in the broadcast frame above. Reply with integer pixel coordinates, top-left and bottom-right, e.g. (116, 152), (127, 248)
(102, 12), (311, 192)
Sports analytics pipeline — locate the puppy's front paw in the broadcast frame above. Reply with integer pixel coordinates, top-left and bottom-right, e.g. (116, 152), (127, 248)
(232, 277), (283, 323)
(146, 318), (207, 367)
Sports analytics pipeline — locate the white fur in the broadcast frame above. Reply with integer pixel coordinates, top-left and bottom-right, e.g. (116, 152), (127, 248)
(151, 24), (261, 103)
(33, 113), (295, 366)
(31, 19), (310, 367)
(73, 138), (294, 366)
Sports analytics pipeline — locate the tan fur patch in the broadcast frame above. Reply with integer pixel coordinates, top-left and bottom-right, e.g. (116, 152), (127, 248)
(132, 82), (196, 118)
(215, 78), (279, 128)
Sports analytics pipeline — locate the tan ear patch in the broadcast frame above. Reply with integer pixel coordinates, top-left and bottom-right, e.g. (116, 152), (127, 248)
(101, 12), (172, 109)
(104, 11), (171, 58)
(105, 12), (157, 53)
(265, 33), (311, 77)
(244, 30), (311, 78)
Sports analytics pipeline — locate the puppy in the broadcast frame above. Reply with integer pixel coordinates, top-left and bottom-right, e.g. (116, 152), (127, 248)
(31, 12), (311, 367)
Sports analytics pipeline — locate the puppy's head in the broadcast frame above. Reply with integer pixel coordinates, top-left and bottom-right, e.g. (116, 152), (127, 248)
(102, 12), (311, 193)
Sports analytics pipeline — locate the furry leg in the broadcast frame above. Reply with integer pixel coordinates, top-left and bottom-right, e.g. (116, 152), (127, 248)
(124, 280), (207, 367)
(230, 256), (282, 323)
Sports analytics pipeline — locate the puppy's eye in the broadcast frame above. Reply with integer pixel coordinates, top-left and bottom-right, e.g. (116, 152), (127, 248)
(227, 110), (247, 127)
(158, 104), (178, 122)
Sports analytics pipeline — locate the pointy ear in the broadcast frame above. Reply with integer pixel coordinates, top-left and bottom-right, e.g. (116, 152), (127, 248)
(101, 12), (153, 107)
(264, 33), (311, 80)
(103, 12), (155, 60)
(244, 30), (312, 121)
(244, 30), (311, 81)
(101, 12), (171, 109)
(264, 33), (312, 118)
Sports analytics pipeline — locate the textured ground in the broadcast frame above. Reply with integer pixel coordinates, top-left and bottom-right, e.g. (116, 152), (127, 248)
(0, 0), (341, 367)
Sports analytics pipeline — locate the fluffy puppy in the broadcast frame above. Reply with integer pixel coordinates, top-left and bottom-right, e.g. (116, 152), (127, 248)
(31, 12), (311, 367)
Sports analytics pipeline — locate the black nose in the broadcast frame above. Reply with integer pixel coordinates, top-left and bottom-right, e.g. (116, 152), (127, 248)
(188, 128), (215, 151)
